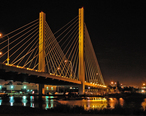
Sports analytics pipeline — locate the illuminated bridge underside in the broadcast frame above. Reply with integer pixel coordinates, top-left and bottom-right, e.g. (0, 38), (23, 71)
(0, 63), (106, 88)
(0, 63), (80, 85)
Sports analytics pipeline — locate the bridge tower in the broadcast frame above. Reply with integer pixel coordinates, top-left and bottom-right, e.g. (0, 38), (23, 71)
(39, 11), (46, 72)
(38, 11), (46, 95)
(78, 7), (85, 94)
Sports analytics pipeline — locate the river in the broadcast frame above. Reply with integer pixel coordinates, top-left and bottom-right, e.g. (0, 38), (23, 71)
(0, 95), (146, 110)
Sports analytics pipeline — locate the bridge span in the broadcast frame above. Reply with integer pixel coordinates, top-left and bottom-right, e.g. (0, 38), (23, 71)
(0, 63), (106, 89)
(0, 8), (106, 95)
(0, 63), (81, 85)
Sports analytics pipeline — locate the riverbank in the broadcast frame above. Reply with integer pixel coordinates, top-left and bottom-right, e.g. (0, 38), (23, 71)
(0, 114), (144, 116)
(0, 106), (144, 116)
(0, 104), (146, 116)
(0, 114), (141, 116)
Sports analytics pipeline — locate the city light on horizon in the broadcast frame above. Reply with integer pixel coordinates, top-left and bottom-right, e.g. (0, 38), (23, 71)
(111, 81), (114, 85)
(0, 33), (2, 37)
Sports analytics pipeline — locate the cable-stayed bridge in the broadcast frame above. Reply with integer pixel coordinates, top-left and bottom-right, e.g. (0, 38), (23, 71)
(0, 8), (106, 94)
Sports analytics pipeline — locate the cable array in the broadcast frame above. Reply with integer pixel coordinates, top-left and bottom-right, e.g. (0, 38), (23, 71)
(44, 16), (79, 80)
(0, 14), (105, 85)
(84, 24), (105, 85)
(0, 19), (39, 70)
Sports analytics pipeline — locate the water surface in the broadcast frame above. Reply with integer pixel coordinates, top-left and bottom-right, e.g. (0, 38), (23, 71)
(0, 96), (146, 110)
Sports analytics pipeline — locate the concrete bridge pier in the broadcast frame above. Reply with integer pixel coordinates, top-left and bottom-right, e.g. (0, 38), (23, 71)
(39, 84), (44, 95)
(78, 84), (85, 95)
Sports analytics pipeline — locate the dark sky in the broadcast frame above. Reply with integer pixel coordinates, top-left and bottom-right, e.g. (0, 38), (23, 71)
(0, 0), (146, 87)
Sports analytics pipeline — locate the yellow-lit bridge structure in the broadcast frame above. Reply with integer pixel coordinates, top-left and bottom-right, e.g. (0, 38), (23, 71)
(0, 8), (106, 94)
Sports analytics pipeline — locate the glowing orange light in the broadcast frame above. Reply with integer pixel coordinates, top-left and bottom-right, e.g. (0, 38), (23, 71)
(111, 81), (114, 84)
(109, 98), (113, 101)
(57, 67), (60, 70)
(142, 90), (145, 93)
(64, 60), (68, 63)
(96, 73), (98, 75)
(143, 83), (145, 86)
(0, 52), (2, 55)
(0, 33), (2, 37)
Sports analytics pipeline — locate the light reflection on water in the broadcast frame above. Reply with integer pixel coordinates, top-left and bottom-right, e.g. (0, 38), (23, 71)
(9, 96), (14, 106)
(22, 96), (27, 106)
(108, 98), (118, 109)
(62, 100), (106, 110)
(43, 96), (54, 110)
(141, 98), (146, 110)
(58, 97), (108, 110)
(30, 96), (34, 108)
(57, 97), (125, 110)
(0, 96), (146, 110)
(0, 99), (2, 105)
(119, 98), (124, 107)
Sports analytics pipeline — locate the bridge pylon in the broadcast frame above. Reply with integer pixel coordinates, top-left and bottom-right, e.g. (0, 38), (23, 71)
(38, 11), (46, 95)
(39, 11), (46, 72)
(78, 7), (85, 95)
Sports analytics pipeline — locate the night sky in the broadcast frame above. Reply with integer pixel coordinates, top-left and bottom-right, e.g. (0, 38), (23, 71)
(0, 0), (146, 87)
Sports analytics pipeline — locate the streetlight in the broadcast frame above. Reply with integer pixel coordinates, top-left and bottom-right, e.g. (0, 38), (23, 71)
(11, 85), (14, 93)
(56, 67), (61, 76)
(57, 67), (61, 70)
(7, 35), (10, 65)
(0, 33), (3, 58)
(0, 33), (9, 64)
(0, 33), (2, 37)
(23, 85), (27, 89)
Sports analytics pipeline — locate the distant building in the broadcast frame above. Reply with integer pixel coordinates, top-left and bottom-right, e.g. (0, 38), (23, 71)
(0, 81), (57, 94)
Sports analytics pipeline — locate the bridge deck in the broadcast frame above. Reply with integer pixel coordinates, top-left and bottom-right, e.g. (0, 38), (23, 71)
(0, 63), (106, 88)
(0, 63), (81, 85)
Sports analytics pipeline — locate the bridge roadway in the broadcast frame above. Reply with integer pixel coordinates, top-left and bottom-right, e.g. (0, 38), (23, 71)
(0, 63), (106, 88)
(0, 63), (81, 85)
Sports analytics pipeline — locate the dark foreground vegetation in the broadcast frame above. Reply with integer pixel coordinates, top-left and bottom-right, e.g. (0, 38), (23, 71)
(0, 103), (146, 115)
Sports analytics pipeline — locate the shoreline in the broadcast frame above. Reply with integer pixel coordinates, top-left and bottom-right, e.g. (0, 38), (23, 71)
(0, 104), (146, 116)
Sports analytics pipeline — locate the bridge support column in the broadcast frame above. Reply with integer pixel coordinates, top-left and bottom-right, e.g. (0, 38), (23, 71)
(78, 84), (85, 95)
(39, 84), (44, 95)
(78, 7), (85, 95)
